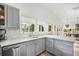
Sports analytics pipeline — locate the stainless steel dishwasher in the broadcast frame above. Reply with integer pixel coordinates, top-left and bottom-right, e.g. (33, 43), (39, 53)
(2, 43), (22, 56)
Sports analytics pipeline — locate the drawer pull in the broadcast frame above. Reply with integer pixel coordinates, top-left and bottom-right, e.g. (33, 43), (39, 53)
(63, 43), (73, 46)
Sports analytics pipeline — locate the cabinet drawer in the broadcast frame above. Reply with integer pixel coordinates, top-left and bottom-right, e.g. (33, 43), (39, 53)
(54, 40), (73, 48)
(63, 41), (73, 47)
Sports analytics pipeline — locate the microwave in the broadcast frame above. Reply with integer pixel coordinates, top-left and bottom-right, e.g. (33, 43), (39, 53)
(0, 4), (5, 25)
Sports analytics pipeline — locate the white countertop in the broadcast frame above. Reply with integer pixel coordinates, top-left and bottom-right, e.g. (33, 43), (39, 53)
(0, 35), (75, 47)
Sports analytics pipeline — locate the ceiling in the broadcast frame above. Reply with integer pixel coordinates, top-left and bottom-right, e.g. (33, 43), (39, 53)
(41, 3), (79, 19)
(6, 3), (79, 24)
(7, 3), (79, 18)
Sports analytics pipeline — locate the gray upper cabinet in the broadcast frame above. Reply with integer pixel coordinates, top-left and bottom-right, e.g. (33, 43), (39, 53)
(7, 6), (14, 27)
(46, 38), (54, 54)
(4, 4), (19, 28)
(7, 5), (19, 28)
(13, 7), (19, 28)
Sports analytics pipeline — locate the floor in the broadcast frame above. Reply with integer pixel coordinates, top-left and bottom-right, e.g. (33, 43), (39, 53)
(39, 51), (55, 56)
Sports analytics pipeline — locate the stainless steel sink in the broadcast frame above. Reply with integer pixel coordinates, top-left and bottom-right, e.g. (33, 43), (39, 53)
(28, 34), (38, 38)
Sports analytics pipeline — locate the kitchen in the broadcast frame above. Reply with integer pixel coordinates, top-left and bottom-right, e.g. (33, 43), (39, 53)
(0, 3), (79, 56)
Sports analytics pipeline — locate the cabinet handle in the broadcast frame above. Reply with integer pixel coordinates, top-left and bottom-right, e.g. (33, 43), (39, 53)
(14, 46), (20, 49)
(63, 43), (73, 46)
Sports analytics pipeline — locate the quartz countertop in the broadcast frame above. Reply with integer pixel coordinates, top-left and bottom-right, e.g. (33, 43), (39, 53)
(0, 35), (75, 47)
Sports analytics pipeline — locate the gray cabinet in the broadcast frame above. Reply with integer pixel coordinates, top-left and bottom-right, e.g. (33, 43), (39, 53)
(54, 39), (74, 56)
(2, 37), (74, 56)
(3, 4), (19, 28)
(26, 43), (36, 56)
(15, 43), (27, 56)
(13, 7), (19, 28)
(26, 38), (45, 56)
(46, 38), (54, 54)
(7, 5), (14, 27)
(35, 38), (45, 55)
(6, 5), (19, 28)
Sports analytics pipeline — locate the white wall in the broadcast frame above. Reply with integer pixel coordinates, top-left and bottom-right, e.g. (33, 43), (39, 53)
(6, 3), (57, 24)
(61, 9), (79, 29)
(6, 3), (59, 35)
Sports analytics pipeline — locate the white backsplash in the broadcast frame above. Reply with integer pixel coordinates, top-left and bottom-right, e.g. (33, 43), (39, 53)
(5, 28), (29, 39)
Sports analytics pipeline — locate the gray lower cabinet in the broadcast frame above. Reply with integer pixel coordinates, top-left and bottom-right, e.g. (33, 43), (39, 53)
(26, 43), (36, 56)
(2, 40), (37, 56)
(46, 38), (54, 54)
(16, 44), (27, 56)
(24, 38), (45, 56)
(54, 39), (74, 56)
(35, 38), (45, 55)
(2, 38), (74, 56)
(11, 44), (27, 56)
(1, 4), (20, 28)
(6, 5), (19, 28)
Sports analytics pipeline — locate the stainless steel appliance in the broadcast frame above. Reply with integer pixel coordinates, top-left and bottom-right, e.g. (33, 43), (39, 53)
(0, 29), (6, 41)
(0, 45), (2, 56)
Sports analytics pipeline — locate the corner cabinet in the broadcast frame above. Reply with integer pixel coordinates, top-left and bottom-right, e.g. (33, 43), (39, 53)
(35, 38), (45, 55)
(46, 38), (54, 54)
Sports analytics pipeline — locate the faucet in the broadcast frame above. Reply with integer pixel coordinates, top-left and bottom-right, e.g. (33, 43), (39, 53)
(29, 34), (32, 37)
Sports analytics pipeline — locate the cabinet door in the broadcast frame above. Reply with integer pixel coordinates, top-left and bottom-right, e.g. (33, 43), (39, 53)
(8, 44), (27, 56)
(19, 44), (27, 56)
(13, 7), (19, 28)
(2, 43), (27, 56)
(54, 40), (63, 56)
(27, 44), (36, 56)
(7, 6), (14, 27)
(7, 5), (19, 28)
(61, 41), (74, 56)
(46, 38), (54, 54)
(54, 40), (73, 56)
(36, 38), (45, 55)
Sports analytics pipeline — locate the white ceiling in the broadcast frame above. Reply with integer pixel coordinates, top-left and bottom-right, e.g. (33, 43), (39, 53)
(7, 3), (79, 18)
(41, 3), (79, 19)
(6, 3), (79, 24)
